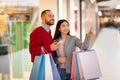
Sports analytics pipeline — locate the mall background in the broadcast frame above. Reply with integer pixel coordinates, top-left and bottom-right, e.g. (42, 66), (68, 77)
(0, 0), (120, 80)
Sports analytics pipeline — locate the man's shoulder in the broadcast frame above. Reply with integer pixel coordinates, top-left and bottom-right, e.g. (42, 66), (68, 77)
(30, 26), (44, 35)
(34, 26), (43, 30)
(32, 26), (44, 32)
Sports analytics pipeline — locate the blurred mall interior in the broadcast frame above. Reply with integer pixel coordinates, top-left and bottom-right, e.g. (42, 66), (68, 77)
(0, 0), (120, 80)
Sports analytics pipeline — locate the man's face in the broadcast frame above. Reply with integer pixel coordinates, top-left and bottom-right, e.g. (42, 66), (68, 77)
(43, 11), (55, 26)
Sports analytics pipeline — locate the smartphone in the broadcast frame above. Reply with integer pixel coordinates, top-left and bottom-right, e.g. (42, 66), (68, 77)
(57, 40), (63, 44)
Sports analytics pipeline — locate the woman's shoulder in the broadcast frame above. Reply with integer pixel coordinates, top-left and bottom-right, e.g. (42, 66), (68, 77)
(68, 35), (78, 40)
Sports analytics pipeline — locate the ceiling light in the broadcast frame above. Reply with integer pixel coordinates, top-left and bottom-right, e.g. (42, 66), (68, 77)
(98, 10), (102, 16)
(115, 5), (120, 9)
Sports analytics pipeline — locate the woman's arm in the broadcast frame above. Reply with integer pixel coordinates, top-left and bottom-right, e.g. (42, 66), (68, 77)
(76, 27), (93, 50)
(75, 35), (91, 50)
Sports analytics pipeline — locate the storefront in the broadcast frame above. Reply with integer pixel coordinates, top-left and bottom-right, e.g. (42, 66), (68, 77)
(0, 0), (100, 79)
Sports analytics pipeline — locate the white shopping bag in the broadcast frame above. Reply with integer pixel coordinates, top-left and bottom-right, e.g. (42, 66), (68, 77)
(45, 54), (53, 80)
(78, 50), (102, 79)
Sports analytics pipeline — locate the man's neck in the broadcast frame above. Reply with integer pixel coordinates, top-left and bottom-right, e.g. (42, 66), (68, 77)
(42, 23), (50, 29)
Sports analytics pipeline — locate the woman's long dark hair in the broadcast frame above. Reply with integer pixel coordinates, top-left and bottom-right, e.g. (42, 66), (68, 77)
(53, 19), (70, 40)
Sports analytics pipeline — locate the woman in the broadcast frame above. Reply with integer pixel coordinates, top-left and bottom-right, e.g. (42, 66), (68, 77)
(53, 19), (93, 80)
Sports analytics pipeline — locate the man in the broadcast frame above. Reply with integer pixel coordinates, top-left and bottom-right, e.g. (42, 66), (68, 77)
(29, 9), (58, 62)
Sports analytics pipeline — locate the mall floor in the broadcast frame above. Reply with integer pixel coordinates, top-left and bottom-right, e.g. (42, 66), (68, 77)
(0, 27), (120, 80)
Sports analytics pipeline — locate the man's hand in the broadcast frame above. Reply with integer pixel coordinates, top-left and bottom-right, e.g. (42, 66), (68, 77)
(50, 42), (59, 51)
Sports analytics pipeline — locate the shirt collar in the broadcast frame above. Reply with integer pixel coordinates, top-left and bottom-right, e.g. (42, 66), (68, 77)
(41, 24), (50, 33)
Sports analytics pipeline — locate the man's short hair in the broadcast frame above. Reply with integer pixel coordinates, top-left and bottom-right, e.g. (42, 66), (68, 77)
(41, 9), (51, 17)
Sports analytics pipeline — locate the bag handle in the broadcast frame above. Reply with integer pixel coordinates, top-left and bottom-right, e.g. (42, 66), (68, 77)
(41, 47), (48, 54)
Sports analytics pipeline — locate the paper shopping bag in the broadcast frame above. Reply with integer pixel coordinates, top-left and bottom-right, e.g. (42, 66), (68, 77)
(71, 52), (85, 80)
(29, 55), (42, 80)
(30, 47), (61, 80)
(75, 53), (80, 80)
(76, 53), (85, 80)
(49, 54), (61, 80)
(45, 54), (53, 80)
(37, 55), (45, 80)
(78, 50), (102, 79)
(71, 52), (76, 80)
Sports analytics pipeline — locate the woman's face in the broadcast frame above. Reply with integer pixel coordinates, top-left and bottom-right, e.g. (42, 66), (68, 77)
(59, 21), (70, 35)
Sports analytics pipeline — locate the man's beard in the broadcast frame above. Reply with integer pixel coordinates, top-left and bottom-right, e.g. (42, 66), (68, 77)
(45, 19), (54, 26)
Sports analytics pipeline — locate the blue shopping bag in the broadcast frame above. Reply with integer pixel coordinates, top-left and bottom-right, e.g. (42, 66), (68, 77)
(30, 47), (61, 80)
(75, 53), (80, 80)
(37, 55), (45, 80)
(29, 55), (42, 80)
(49, 54), (61, 80)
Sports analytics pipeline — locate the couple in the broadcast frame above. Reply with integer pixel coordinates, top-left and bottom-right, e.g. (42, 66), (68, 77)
(29, 9), (93, 80)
